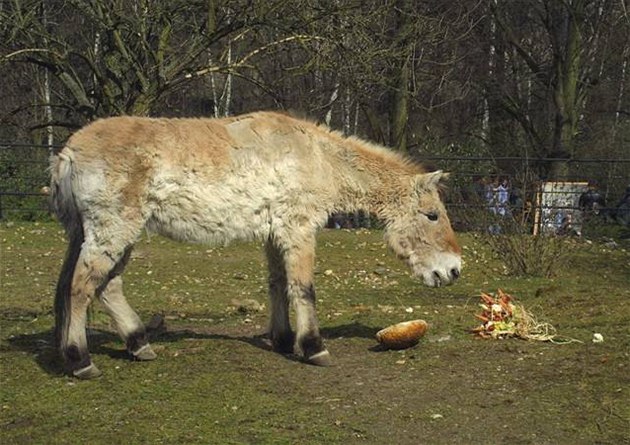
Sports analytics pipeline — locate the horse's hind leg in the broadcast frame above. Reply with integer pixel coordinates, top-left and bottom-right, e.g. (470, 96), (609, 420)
(60, 247), (119, 378)
(266, 241), (295, 354)
(60, 234), (141, 378)
(100, 260), (157, 361)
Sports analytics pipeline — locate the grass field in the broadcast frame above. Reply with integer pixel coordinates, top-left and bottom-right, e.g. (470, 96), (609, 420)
(1, 222), (629, 444)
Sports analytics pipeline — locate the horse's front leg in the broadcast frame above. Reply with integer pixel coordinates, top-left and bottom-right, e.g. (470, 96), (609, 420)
(284, 237), (331, 366)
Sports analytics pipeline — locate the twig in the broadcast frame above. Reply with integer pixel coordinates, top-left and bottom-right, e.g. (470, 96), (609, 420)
(180, 34), (324, 82)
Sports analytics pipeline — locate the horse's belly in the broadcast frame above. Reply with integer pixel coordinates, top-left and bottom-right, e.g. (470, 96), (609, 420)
(146, 178), (273, 245)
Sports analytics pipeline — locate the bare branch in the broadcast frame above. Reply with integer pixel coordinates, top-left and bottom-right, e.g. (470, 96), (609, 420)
(172, 34), (324, 87)
(490, 4), (544, 78)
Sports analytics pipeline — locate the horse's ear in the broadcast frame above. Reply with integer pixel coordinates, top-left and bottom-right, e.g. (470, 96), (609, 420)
(413, 170), (447, 192)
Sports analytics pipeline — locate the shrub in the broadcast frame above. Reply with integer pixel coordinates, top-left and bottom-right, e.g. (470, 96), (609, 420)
(475, 231), (571, 278)
(463, 206), (573, 278)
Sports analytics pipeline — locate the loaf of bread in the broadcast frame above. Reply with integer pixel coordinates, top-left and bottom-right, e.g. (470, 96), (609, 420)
(375, 319), (428, 350)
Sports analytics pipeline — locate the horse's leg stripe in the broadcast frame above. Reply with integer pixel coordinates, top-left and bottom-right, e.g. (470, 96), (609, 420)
(302, 284), (316, 303)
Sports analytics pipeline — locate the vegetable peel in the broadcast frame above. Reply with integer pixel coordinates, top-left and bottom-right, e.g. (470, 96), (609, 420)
(471, 289), (572, 342)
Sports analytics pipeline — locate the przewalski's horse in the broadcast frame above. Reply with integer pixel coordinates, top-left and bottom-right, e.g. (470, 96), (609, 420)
(50, 111), (461, 379)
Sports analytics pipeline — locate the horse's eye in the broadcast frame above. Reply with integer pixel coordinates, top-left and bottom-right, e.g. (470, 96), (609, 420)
(426, 212), (439, 221)
(418, 210), (439, 221)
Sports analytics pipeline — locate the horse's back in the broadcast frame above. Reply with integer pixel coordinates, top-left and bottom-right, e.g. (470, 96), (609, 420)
(66, 116), (235, 168)
(64, 112), (324, 169)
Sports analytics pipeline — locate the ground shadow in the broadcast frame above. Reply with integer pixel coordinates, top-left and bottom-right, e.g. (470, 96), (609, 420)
(3, 328), (64, 376)
(4, 319), (383, 376)
(321, 321), (379, 340)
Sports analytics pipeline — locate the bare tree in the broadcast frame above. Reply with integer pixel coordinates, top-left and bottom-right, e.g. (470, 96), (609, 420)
(1, 0), (322, 126)
(487, 0), (623, 177)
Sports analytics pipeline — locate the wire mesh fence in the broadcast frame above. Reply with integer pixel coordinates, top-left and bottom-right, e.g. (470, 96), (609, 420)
(418, 155), (630, 236)
(1, 143), (629, 235)
(0, 143), (57, 220)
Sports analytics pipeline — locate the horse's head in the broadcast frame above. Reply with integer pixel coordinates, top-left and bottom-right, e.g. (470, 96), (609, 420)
(383, 170), (462, 287)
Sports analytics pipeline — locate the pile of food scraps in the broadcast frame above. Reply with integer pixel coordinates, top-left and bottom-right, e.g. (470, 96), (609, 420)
(471, 289), (561, 342)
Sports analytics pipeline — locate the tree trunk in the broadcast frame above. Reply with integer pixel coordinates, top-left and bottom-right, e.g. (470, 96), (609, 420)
(484, 5), (512, 158)
(42, 3), (54, 150)
(391, 52), (410, 152)
(388, 0), (415, 153)
(549, 0), (584, 179)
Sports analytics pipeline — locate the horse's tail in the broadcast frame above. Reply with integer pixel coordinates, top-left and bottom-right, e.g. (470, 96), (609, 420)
(50, 148), (85, 349)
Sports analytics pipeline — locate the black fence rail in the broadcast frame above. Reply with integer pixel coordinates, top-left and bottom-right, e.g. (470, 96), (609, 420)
(1, 143), (629, 234)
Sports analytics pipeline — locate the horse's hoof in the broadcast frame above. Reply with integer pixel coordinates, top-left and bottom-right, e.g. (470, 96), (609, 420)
(131, 344), (157, 361)
(306, 350), (333, 367)
(72, 363), (102, 379)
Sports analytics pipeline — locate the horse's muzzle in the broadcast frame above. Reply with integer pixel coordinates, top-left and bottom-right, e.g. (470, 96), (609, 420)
(426, 264), (461, 287)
